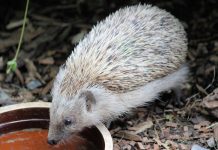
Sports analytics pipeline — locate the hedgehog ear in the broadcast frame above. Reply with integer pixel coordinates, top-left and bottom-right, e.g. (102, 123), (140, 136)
(79, 90), (96, 112)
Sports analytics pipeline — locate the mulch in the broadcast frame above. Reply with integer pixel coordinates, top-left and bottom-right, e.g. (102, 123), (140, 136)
(0, 0), (218, 149)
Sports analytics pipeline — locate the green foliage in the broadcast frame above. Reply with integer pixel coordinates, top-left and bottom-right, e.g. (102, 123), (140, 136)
(6, 0), (30, 74)
(165, 114), (174, 121)
(6, 59), (17, 74)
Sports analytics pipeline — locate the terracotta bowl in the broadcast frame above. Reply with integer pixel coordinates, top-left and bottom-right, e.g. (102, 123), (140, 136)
(0, 102), (113, 150)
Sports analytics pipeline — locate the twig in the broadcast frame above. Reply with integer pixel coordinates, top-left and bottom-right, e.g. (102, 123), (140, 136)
(15, 0), (29, 60)
(6, 0), (30, 74)
(206, 122), (218, 129)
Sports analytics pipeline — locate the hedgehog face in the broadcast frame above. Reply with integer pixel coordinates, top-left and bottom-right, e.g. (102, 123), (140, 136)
(48, 89), (97, 145)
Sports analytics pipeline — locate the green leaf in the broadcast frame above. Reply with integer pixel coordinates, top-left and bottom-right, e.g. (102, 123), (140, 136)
(165, 114), (174, 121)
(6, 59), (17, 74)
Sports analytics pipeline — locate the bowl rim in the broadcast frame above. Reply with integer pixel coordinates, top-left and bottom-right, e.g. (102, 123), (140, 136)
(0, 101), (113, 150)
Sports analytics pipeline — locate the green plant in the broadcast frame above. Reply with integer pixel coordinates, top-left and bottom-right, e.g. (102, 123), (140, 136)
(6, 0), (30, 74)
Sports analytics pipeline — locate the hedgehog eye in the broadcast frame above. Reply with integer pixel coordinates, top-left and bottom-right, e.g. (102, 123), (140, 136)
(64, 118), (72, 126)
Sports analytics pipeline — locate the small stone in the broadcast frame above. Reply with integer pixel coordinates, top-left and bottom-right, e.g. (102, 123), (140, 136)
(207, 137), (215, 147)
(0, 90), (10, 100)
(191, 144), (209, 150)
(26, 80), (42, 90)
(0, 89), (13, 105)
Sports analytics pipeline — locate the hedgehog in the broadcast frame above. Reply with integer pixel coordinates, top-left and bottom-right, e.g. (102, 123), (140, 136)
(47, 4), (188, 145)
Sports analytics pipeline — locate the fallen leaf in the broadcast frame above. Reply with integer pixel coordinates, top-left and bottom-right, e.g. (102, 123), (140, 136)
(15, 69), (25, 85)
(114, 130), (142, 142)
(145, 144), (151, 149)
(71, 29), (87, 44)
(6, 19), (26, 30)
(165, 122), (177, 128)
(41, 80), (54, 95)
(113, 144), (120, 150)
(153, 144), (159, 150)
(128, 120), (153, 134)
(136, 142), (146, 149)
(0, 57), (4, 70)
(214, 126), (218, 141)
(184, 126), (189, 132)
(38, 57), (54, 65)
(129, 141), (136, 146)
(179, 143), (189, 150)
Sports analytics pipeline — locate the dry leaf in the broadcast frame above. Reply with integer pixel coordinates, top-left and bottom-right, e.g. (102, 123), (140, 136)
(114, 130), (142, 141)
(128, 120), (153, 134)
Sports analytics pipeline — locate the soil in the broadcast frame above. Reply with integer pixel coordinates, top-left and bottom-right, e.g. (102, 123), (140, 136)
(0, 0), (218, 149)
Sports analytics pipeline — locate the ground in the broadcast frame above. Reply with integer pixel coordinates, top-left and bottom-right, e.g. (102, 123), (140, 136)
(0, 0), (218, 149)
